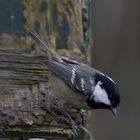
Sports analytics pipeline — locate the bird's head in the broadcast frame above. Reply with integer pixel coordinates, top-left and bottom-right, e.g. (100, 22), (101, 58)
(86, 73), (120, 116)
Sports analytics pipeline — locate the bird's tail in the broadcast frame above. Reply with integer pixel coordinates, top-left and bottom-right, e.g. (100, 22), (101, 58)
(28, 30), (62, 62)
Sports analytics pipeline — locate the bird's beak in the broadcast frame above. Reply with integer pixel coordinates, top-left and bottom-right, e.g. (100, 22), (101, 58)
(110, 107), (118, 117)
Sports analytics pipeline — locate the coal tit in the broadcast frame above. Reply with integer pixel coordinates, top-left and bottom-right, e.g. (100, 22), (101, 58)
(28, 30), (120, 135)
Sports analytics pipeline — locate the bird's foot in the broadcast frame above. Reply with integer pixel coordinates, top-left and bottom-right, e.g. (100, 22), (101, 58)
(64, 109), (79, 137)
(70, 119), (79, 136)
(56, 102), (79, 137)
(58, 116), (70, 124)
(58, 116), (79, 136)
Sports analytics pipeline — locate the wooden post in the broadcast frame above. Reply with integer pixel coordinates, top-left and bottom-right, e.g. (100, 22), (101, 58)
(0, 0), (91, 139)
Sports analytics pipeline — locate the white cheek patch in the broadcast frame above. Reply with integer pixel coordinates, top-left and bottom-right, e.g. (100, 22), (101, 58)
(93, 81), (111, 105)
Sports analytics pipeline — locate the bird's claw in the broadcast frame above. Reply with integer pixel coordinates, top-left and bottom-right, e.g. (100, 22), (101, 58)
(58, 116), (70, 124)
(71, 121), (79, 137)
(58, 116), (79, 136)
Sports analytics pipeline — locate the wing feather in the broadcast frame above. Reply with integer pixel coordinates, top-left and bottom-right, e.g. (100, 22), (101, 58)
(41, 60), (73, 83)
(41, 60), (96, 95)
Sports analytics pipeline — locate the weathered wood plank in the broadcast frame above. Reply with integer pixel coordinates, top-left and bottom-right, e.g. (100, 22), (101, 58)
(0, 53), (84, 138)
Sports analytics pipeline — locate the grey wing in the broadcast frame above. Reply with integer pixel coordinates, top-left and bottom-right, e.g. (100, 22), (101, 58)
(41, 60), (74, 86)
(41, 60), (95, 95)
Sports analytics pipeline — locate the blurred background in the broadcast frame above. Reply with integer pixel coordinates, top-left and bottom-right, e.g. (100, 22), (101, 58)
(0, 0), (137, 139)
(90, 0), (138, 140)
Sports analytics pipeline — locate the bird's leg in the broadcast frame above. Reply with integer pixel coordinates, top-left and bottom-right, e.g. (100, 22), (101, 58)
(63, 108), (79, 136)
(57, 101), (79, 136)
(58, 116), (70, 124)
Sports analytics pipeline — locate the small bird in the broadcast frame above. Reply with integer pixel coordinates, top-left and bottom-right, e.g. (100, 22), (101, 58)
(28, 30), (120, 136)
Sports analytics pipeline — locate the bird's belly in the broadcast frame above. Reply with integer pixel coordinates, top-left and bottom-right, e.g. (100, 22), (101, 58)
(50, 73), (90, 110)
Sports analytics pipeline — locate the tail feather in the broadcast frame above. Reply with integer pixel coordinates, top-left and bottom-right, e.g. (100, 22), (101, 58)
(28, 29), (61, 61)
(28, 30), (50, 51)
